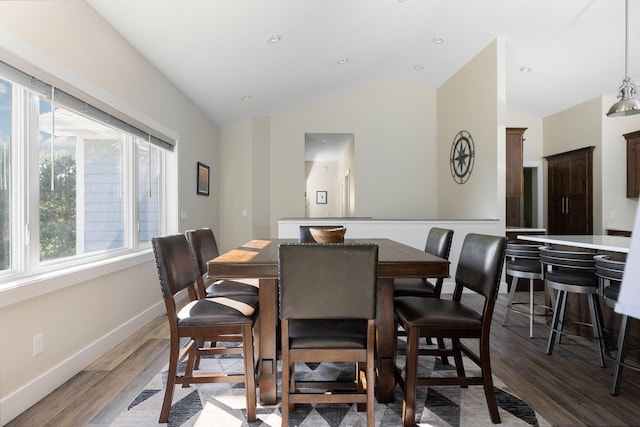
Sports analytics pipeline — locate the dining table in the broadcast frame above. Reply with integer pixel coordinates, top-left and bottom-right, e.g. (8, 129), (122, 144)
(207, 238), (450, 405)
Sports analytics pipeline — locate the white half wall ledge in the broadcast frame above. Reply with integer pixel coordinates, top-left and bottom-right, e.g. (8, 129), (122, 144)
(277, 218), (506, 295)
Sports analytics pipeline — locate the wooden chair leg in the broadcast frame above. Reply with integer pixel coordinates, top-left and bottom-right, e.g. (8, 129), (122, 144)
(437, 337), (449, 365)
(289, 362), (295, 412)
(366, 320), (375, 427)
(480, 334), (501, 423)
(357, 361), (366, 412)
(452, 338), (466, 387)
(281, 323), (290, 427)
(159, 337), (182, 423)
(242, 324), (257, 422)
(183, 340), (198, 387)
(402, 327), (420, 427)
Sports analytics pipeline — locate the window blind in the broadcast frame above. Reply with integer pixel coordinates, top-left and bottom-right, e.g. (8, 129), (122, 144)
(0, 59), (175, 152)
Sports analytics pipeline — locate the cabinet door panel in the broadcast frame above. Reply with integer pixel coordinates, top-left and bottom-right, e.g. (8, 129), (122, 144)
(545, 147), (593, 235)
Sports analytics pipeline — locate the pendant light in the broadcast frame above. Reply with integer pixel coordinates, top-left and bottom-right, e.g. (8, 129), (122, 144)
(607, 0), (640, 117)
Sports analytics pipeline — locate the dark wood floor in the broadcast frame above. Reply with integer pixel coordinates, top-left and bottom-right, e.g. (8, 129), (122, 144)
(7, 291), (640, 426)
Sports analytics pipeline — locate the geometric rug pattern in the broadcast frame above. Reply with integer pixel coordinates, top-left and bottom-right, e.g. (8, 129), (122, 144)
(108, 340), (551, 427)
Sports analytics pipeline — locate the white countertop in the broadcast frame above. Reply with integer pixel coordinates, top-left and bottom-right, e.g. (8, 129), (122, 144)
(517, 234), (631, 253)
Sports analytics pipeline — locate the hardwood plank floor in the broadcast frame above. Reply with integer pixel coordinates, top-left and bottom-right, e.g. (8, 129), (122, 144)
(7, 292), (640, 426)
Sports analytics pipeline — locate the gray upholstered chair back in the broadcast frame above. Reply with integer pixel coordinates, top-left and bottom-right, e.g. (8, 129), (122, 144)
(299, 225), (344, 243)
(185, 228), (220, 277)
(539, 246), (597, 270)
(424, 227), (454, 259)
(454, 233), (507, 300)
(152, 234), (198, 299)
(594, 254), (625, 282)
(505, 243), (542, 260)
(279, 243), (378, 319)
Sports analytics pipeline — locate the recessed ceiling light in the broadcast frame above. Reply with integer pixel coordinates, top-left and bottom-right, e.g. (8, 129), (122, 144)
(432, 37), (444, 44)
(240, 95), (251, 101)
(414, 65), (424, 71)
(519, 66), (532, 73)
(398, 0), (409, 3)
(266, 34), (282, 44)
(337, 58), (349, 65)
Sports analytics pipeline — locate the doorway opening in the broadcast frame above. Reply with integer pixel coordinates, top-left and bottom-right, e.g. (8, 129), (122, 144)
(522, 161), (543, 228)
(304, 133), (355, 218)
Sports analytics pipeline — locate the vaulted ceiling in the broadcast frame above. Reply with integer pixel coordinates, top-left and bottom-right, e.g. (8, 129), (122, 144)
(87, 0), (637, 127)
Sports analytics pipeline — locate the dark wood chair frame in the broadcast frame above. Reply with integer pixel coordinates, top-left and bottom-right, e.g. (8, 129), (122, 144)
(151, 234), (257, 423)
(279, 243), (378, 427)
(394, 228), (454, 362)
(395, 233), (507, 426)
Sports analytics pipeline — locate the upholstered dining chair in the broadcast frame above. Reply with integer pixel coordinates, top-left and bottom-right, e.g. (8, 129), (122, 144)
(539, 246), (606, 368)
(185, 228), (259, 298)
(594, 254), (637, 395)
(279, 243), (378, 427)
(394, 233), (507, 426)
(393, 227), (454, 299)
(151, 234), (258, 423)
(502, 243), (553, 338)
(393, 227), (454, 363)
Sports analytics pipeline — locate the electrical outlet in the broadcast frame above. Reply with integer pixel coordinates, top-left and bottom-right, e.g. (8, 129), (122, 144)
(33, 333), (43, 356)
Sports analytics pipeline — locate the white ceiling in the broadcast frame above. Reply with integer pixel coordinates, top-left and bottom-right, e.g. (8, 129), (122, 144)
(87, 0), (638, 129)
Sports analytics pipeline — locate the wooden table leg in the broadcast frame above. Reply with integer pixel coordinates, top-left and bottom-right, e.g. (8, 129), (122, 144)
(258, 278), (277, 405)
(375, 277), (396, 403)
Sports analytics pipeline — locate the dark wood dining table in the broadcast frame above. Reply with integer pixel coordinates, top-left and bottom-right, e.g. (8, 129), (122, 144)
(207, 238), (450, 405)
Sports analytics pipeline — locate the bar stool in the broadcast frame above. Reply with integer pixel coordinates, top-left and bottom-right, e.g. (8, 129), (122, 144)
(502, 243), (553, 338)
(540, 246), (605, 368)
(594, 254), (639, 395)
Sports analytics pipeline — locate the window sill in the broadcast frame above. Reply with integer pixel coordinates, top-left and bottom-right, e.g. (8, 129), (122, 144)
(0, 250), (154, 309)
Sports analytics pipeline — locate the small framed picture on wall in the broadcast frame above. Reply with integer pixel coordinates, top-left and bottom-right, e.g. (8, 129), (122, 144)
(316, 191), (327, 204)
(197, 162), (210, 196)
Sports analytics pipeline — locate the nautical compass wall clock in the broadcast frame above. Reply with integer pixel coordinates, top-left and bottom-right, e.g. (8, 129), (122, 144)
(449, 130), (475, 184)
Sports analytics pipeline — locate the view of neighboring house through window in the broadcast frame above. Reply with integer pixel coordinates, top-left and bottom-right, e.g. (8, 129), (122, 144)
(0, 64), (172, 282)
(0, 79), (10, 271)
(137, 139), (161, 244)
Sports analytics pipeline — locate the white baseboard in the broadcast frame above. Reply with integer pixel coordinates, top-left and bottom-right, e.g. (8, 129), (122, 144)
(0, 301), (165, 426)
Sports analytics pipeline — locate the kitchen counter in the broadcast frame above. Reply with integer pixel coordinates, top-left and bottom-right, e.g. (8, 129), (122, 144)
(516, 234), (631, 253)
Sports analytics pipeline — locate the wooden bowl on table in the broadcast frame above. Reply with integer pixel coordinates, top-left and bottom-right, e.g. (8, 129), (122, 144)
(309, 227), (347, 243)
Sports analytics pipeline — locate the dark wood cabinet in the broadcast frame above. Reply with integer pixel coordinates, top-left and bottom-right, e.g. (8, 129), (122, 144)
(625, 130), (640, 198)
(545, 146), (594, 235)
(506, 128), (526, 227)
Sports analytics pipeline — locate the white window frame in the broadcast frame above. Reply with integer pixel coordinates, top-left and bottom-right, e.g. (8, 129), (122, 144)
(0, 58), (179, 308)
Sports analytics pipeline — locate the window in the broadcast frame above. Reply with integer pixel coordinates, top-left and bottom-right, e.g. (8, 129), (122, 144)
(0, 62), (174, 284)
(0, 79), (11, 271)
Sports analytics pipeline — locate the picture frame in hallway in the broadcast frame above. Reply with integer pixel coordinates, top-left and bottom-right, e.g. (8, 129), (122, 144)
(197, 162), (210, 196)
(316, 191), (327, 204)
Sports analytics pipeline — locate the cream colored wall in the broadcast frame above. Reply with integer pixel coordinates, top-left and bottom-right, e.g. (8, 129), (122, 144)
(219, 119), (255, 250)
(600, 95), (640, 231)
(337, 138), (356, 216)
(266, 77), (438, 239)
(506, 108), (544, 162)
(437, 39), (506, 222)
(305, 161), (339, 217)
(251, 118), (271, 240)
(543, 98), (603, 233)
(0, 2), (219, 422)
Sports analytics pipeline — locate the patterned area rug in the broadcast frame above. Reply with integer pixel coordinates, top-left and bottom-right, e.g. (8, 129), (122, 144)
(108, 342), (550, 427)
